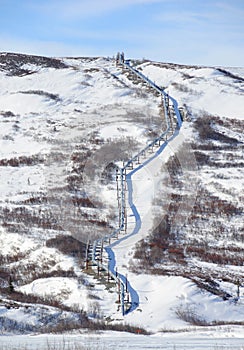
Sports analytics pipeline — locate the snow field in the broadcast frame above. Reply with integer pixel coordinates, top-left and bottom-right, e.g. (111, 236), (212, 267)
(0, 55), (243, 341)
(0, 329), (244, 350)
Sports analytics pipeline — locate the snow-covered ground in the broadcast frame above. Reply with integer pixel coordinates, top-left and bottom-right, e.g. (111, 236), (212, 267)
(101, 122), (244, 332)
(0, 53), (243, 342)
(139, 62), (243, 119)
(1, 329), (244, 350)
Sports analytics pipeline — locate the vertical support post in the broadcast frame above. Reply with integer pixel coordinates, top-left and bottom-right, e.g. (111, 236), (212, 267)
(126, 291), (130, 303)
(107, 261), (110, 283)
(237, 279), (240, 300)
(120, 168), (125, 231)
(100, 240), (103, 265)
(119, 207), (121, 227)
(124, 206), (127, 233)
(116, 168), (121, 226)
(121, 168), (127, 233)
(85, 241), (90, 270)
(116, 168), (119, 200)
(121, 283), (125, 316)
(118, 279), (121, 304)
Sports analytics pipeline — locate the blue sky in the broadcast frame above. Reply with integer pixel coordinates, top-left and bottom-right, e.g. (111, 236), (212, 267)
(0, 0), (243, 66)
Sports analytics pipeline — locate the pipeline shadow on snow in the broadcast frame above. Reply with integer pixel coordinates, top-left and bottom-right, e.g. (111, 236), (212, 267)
(109, 128), (180, 250)
(105, 246), (139, 313)
(105, 129), (180, 311)
(101, 60), (183, 314)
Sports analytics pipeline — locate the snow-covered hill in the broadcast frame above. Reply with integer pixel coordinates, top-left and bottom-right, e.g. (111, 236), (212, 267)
(0, 53), (243, 340)
(132, 61), (243, 285)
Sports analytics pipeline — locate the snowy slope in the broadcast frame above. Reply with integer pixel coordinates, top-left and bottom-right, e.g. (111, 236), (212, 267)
(117, 60), (244, 331)
(0, 53), (163, 333)
(0, 53), (243, 339)
(139, 62), (244, 119)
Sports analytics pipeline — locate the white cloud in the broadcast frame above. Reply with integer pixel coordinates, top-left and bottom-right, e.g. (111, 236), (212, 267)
(155, 11), (206, 25)
(216, 1), (244, 15)
(155, 1), (244, 27)
(31, 0), (163, 20)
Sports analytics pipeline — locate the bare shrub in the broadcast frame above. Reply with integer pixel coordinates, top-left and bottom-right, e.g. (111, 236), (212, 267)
(194, 114), (238, 144)
(133, 214), (184, 267)
(0, 206), (62, 231)
(0, 111), (15, 117)
(0, 52), (68, 76)
(175, 304), (208, 326)
(19, 90), (61, 101)
(46, 235), (85, 259)
(88, 301), (102, 319)
(216, 68), (244, 82)
(171, 82), (200, 95)
(0, 155), (44, 167)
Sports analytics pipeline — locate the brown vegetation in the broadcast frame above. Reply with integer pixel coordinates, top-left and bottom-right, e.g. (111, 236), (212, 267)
(132, 113), (243, 295)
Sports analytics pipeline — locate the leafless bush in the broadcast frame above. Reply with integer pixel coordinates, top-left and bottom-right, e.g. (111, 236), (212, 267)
(88, 301), (103, 319)
(88, 321), (150, 335)
(21, 195), (48, 205)
(83, 67), (100, 73)
(19, 90), (61, 102)
(185, 245), (244, 266)
(0, 206), (62, 231)
(0, 155), (44, 167)
(0, 52), (68, 76)
(216, 68), (244, 82)
(0, 288), (88, 316)
(133, 214), (182, 267)
(46, 235), (85, 259)
(175, 304), (208, 326)
(0, 316), (35, 334)
(0, 111), (15, 117)
(0, 251), (27, 264)
(171, 82), (200, 95)
(194, 114), (238, 144)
